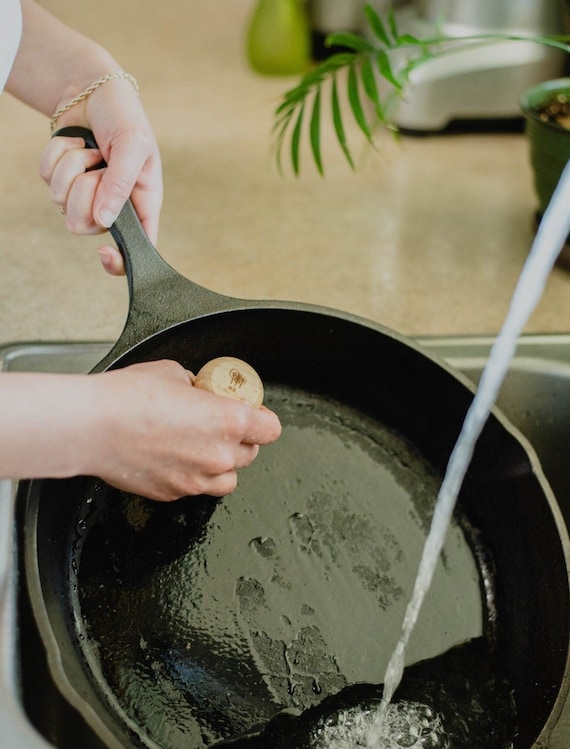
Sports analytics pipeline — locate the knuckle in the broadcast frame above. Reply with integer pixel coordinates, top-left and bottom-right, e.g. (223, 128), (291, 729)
(145, 466), (240, 502)
(106, 175), (133, 202)
(38, 160), (50, 184)
(212, 473), (238, 497)
(226, 405), (251, 437)
(49, 184), (64, 204)
(65, 217), (103, 236)
(209, 450), (236, 476)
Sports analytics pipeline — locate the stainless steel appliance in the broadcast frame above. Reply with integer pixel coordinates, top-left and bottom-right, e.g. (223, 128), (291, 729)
(368, 0), (568, 130)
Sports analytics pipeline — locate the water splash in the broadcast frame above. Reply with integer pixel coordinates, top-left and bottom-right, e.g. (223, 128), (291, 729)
(312, 700), (448, 749)
(216, 638), (516, 748)
(364, 161), (570, 747)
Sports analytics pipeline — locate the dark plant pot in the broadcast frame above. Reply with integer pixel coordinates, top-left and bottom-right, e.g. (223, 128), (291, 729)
(521, 78), (570, 269)
(521, 77), (570, 215)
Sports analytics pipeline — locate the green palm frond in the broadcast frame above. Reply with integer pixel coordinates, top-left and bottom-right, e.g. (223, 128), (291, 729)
(273, 3), (570, 175)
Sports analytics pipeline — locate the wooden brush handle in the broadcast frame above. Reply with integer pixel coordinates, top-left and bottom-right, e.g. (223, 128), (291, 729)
(194, 357), (264, 408)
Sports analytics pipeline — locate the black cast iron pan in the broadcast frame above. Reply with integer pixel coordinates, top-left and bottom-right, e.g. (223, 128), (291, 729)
(22, 128), (570, 748)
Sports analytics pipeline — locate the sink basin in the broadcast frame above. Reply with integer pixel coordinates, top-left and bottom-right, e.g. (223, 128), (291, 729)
(424, 334), (570, 530)
(1, 335), (569, 748)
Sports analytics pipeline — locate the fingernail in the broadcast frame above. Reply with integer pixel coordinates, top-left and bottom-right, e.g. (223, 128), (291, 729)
(98, 209), (118, 228)
(98, 247), (113, 271)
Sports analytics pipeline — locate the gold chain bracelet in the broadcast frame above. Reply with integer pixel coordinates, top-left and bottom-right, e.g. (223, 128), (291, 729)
(49, 72), (139, 133)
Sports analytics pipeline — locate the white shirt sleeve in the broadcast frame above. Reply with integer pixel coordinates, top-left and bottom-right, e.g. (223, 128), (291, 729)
(0, 0), (22, 94)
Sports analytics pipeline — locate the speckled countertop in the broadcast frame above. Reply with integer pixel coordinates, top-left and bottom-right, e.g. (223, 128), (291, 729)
(2, 0), (570, 346)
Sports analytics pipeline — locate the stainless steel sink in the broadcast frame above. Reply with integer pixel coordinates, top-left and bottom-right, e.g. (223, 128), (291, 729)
(424, 334), (570, 530)
(1, 335), (569, 748)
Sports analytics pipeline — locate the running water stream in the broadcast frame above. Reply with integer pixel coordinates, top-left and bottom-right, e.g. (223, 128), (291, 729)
(363, 159), (570, 748)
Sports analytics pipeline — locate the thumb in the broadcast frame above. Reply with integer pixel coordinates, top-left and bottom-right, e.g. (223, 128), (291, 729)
(92, 143), (137, 229)
(92, 139), (162, 244)
(98, 246), (126, 276)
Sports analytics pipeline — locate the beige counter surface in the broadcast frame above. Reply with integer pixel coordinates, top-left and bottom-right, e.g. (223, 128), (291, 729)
(2, 0), (570, 346)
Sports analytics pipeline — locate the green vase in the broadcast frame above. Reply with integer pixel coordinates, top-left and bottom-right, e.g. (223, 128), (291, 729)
(521, 78), (570, 216)
(246, 0), (310, 76)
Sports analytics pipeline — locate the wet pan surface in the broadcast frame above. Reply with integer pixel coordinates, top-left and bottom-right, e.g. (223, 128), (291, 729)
(72, 381), (483, 748)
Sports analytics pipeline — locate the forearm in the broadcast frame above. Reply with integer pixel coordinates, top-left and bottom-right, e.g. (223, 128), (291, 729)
(0, 372), (100, 480)
(5, 0), (120, 118)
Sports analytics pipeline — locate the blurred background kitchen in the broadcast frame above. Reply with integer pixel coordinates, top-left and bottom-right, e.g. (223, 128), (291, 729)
(2, 0), (570, 344)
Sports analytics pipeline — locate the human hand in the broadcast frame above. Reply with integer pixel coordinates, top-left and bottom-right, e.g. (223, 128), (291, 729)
(83, 359), (282, 501)
(39, 76), (162, 276)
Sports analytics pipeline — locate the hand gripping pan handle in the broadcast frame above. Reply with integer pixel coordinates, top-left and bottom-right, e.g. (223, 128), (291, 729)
(53, 126), (246, 371)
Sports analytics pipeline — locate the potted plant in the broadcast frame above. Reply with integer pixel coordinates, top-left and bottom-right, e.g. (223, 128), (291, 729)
(519, 77), (570, 267)
(520, 78), (570, 216)
(271, 4), (570, 176)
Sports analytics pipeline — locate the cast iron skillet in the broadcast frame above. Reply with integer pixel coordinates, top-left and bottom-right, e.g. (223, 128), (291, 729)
(22, 128), (570, 749)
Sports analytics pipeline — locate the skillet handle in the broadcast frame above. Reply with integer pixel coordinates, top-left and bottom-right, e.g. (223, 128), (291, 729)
(52, 125), (182, 300)
(52, 126), (234, 367)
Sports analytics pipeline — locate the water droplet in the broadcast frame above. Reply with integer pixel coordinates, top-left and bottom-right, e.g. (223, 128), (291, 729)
(249, 536), (277, 558)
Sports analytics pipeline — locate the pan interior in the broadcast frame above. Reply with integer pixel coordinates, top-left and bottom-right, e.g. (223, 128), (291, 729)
(71, 382), (484, 749)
